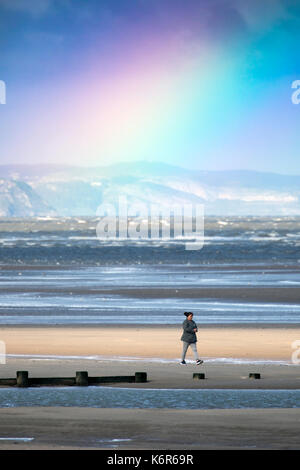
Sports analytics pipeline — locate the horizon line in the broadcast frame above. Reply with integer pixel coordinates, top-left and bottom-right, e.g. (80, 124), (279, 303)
(0, 162), (300, 178)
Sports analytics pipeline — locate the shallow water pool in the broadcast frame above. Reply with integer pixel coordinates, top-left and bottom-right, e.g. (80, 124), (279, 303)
(0, 387), (300, 409)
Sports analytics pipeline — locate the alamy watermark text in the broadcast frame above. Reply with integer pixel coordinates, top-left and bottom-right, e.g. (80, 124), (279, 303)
(96, 196), (204, 250)
(0, 341), (6, 365)
(0, 80), (6, 104)
(291, 80), (300, 104)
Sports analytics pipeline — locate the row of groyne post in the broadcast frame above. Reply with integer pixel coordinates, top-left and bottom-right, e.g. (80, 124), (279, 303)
(0, 371), (262, 387)
(0, 371), (148, 387)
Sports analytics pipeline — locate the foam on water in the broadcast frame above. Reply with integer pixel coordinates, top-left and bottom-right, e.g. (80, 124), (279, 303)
(6, 353), (294, 365)
(0, 438), (34, 442)
(1, 216), (300, 265)
(1, 216), (300, 326)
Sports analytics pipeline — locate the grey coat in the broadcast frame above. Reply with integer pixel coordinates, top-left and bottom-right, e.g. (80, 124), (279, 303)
(181, 319), (198, 343)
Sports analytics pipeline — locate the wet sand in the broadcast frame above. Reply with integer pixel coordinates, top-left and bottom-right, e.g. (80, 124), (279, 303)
(0, 407), (299, 450)
(1, 285), (300, 304)
(1, 356), (300, 390)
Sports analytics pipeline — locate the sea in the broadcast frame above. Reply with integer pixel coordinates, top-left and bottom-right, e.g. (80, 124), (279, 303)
(1, 216), (300, 411)
(0, 216), (300, 326)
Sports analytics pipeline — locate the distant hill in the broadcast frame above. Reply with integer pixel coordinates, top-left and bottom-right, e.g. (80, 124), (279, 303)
(0, 162), (300, 216)
(0, 178), (56, 217)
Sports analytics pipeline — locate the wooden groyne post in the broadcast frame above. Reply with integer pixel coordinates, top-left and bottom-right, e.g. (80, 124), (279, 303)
(249, 373), (261, 379)
(16, 371), (29, 388)
(76, 371), (89, 386)
(135, 372), (147, 383)
(193, 373), (205, 380)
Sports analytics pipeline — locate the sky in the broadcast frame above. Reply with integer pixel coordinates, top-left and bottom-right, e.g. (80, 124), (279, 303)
(0, 0), (300, 174)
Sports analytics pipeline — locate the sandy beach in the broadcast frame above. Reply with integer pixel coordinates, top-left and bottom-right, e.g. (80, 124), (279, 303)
(1, 325), (300, 450)
(1, 324), (299, 361)
(0, 325), (300, 389)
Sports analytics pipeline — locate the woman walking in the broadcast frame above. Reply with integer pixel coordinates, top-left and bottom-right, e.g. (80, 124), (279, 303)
(180, 312), (203, 365)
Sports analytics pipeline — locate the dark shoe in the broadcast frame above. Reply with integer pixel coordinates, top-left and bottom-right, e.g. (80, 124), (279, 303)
(180, 360), (186, 365)
(196, 359), (203, 365)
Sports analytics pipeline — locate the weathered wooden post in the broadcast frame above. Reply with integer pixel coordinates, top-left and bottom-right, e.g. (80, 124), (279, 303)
(249, 373), (261, 379)
(135, 372), (147, 383)
(76, 371), (89, 386)
(16, 371), (29, 388)
(193, 373), (205, 380)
